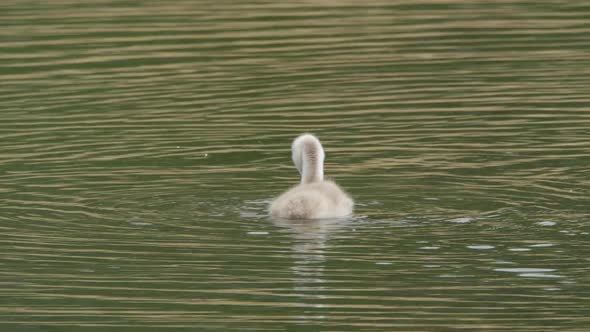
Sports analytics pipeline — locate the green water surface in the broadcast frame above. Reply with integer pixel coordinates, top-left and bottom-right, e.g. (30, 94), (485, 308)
(1, 1), (589, 331)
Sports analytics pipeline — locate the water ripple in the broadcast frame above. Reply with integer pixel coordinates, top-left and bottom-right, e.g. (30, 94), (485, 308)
(1, 0), (589, 330)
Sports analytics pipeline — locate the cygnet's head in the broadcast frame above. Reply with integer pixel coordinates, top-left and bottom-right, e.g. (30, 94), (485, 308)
(291, 133), (325, 184)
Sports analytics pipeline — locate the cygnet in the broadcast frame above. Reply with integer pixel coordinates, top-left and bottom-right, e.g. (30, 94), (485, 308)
(269, 134), (353, 219)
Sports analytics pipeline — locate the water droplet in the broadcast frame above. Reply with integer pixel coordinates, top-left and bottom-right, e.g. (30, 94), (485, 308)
(495, 268), (555, 273)
(467, 245), (495, 250)
(129, 221), (152, 226)
(450, 217), (472, 223)
(519, 273), (563, 278)
(529, 243), (555, 247)
(247, 231), (269, 235)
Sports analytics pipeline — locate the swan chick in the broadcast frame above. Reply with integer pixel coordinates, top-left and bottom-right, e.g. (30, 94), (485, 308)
(270, 134), (353, 219)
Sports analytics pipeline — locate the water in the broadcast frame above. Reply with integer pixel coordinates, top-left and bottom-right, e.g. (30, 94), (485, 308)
(1, 0), (589, 331)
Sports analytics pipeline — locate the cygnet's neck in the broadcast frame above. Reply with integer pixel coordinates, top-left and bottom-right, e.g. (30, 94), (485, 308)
(292, 134), (325, 184)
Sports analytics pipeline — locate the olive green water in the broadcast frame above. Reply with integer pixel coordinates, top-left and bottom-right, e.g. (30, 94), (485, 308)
(1, 1), (590, 331)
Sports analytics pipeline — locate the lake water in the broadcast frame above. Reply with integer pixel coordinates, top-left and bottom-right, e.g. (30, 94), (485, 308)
(1, 0), (589, 331)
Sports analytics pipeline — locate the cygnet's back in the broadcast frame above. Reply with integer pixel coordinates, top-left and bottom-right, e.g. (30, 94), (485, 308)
(269, 134), (353, 219)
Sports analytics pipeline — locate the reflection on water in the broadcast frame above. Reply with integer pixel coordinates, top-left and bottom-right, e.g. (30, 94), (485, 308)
(274, 218), (338, 325)
(1, 0), (590, 330)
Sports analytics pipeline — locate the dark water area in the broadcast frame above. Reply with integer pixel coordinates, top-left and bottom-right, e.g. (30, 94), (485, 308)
(1, 1), (589, 331)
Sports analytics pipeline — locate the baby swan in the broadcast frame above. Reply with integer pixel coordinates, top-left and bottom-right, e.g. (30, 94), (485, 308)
(270, 134), (353, 219)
